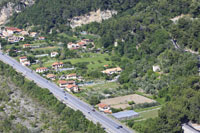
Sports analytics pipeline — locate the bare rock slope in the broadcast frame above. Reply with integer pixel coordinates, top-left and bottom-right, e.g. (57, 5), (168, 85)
(70, 9), (117, 28)
(0, 0), (35, 25)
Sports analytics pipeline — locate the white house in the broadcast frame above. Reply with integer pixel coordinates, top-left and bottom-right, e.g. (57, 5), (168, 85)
(102, 67), (122, 75)
(21, 61), (30, 66)
(19, 56), (28, 63)
(51, 52), (59, 57)
(98, 103), (111, 113)
(52, 62), (63, 69)
(153, 65), (161, 72)
(36, 67), (48, 73)
(67, 42), (79, 50)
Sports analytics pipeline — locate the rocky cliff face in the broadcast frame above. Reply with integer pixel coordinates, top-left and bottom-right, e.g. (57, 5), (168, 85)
(0, 0), (35, 25)
(70, 9), (117, 28)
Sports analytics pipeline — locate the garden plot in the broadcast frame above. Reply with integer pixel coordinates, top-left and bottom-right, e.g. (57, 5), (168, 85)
(101, 94), (156, 109)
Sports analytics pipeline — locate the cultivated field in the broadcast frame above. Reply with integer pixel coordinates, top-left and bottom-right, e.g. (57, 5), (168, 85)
(101, 94), (156, 109)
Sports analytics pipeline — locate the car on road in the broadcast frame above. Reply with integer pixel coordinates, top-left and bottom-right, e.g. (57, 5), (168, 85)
(116, 125), (123, 129)
(92, 109), (95, 112)
(64, 97), (68, 100)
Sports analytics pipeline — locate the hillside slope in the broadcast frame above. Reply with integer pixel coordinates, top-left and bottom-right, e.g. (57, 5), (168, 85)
(3, 0), (200, 132)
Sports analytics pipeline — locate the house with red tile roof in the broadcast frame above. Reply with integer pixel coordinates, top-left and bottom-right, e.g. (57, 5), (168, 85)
(21, 61), (30, 66)
(52, 62), (63, 69)
(38, 36), (45, 40)
(19, 56), (30, 66)
(23, 44), (31, 48)
(19, 56), (27, 63)
(102, 67), (122, 75)
(66, 73), (77, 79)
(5, 27), (22, 34)
(66, 80), (76, 85)
(36, 67), (48, 73)
(46, 74), (56, 80)
(98, 103), (111, 112)
(66, 85), (79, 93)
(58, 80), (68, 88)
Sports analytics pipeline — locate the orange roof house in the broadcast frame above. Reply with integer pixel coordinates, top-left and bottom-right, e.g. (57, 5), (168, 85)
(23, 44), (31, 48)
(19, 56), (27, 63)
(98, 103), (111, 112)
(58, 80), (68, 88)
(66, 80), (76, 85)
(6, 27), (22, 32)
(102, 67), (122, 75)
(36, 67), (48, 73)
(46, 74), (56, 80)
(52, 62), (63, 69)
(66, 73), (77, 79)
(66, 84), (79, 93)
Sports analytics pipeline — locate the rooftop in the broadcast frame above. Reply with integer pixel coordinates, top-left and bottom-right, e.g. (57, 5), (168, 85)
(46, 74), (56, 78)
(19, 56), (27, 59)
(67, 73), (76, 76)
(52, 62), (63, 66)
(6, 27), (22, 32)
(36, 67), (47, 70)
(112, 110), (139, 119)
(98, 103), (108, 108)
(67, 84), (78, 89)
(58, 80), (67, 84)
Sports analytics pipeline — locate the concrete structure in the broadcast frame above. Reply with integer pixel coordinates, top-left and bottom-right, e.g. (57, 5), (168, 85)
(112, 110), (139, 120)
(182, 124), (200, 133)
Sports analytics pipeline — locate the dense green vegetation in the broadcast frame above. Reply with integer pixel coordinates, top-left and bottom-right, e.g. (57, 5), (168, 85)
(5, 0), (200, 132)
(9, 0), (140, 33)
(0, 61), (105, 133)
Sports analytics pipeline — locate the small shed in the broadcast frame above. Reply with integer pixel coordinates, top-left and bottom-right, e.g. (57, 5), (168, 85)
(112, 110), (139, 120)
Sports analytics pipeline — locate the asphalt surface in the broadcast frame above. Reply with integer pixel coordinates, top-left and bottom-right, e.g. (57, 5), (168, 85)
(0, 51), (134, 133)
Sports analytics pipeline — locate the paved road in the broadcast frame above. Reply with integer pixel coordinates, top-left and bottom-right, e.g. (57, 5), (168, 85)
(0, 51), (134, 133)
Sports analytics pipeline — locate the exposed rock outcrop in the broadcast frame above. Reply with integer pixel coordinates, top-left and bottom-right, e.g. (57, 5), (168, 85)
(0, 0), (35, 25)
(70, 9), (117, 28)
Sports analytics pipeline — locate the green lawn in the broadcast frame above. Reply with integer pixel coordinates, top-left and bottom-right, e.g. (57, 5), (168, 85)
(81, 81), (120, 91)
(132, 108), (160, 121)
(38, 53), (112, 70)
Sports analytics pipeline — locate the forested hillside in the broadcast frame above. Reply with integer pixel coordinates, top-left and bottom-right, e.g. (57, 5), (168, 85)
(4, 0), (200, 132)
(9, 0), (139, 32)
